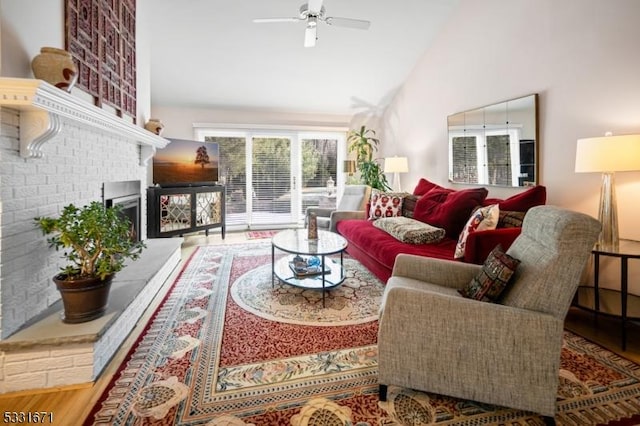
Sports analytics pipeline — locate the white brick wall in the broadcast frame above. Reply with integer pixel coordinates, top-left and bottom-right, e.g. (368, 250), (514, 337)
(0, 107), (148, 338)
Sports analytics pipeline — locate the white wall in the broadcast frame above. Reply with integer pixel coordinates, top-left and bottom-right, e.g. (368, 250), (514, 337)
(375, 0), (640, 294)
(378, 0), (640, 239)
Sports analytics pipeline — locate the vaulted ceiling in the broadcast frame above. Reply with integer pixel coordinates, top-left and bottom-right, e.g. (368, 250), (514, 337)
(148, 0), (459, 116)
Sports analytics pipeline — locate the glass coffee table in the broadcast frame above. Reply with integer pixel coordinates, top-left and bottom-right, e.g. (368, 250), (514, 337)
(271, 229), (348, 307)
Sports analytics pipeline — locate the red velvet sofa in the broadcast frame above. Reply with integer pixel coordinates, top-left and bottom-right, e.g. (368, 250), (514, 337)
(336, 181), (546, 282)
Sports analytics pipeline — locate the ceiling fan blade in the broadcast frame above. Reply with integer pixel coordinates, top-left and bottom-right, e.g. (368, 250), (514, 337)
(253, 17), (301, 23)
(304, 25), (317, 47)
(325, 17), (370, 30)
(307, 0), (324, 15)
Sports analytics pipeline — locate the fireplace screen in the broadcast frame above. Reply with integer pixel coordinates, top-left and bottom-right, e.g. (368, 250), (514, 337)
(103, 180), (141, 242)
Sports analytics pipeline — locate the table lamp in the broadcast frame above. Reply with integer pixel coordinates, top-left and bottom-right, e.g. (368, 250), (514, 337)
(384, 156), (409, 192)
(575, 133), (640, 248)
(343, 160), (356, 176)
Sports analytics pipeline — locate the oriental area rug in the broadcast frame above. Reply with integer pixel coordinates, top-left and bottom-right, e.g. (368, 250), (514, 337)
(86, 243), (640, 426)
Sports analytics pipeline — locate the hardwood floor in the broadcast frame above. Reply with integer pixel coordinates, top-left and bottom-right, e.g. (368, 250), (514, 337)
(0, 233), (638, 423)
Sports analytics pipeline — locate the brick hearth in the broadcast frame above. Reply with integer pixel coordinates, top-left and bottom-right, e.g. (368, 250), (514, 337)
(0, 238), (182, 394)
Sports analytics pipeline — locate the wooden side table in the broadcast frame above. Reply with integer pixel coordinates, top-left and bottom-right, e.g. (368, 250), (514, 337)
(588, 240), (640, 350)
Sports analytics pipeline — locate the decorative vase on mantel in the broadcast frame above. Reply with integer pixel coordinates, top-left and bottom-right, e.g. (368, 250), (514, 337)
(31, 47), (78, 92)
(144, 118), (164, 135)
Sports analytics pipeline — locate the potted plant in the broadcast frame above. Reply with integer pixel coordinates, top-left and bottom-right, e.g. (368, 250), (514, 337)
(35, 201), (145, 323)
(347, 125), (391, 191)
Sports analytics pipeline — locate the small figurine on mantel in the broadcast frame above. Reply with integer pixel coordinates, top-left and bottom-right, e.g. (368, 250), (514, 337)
(144, 118), (164, 135)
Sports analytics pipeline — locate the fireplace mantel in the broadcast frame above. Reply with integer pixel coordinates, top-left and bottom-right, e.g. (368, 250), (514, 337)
(0, 77), (169, 165)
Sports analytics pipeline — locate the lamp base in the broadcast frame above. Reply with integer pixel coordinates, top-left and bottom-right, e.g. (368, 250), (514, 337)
(597, 172), (619, 249)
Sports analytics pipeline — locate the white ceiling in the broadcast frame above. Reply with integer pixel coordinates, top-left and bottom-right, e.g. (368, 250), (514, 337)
(148, 0), (459, 116)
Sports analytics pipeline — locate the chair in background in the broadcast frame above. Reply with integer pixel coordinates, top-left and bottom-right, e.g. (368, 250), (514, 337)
(306, 185), (371, 232)
(377, 205), (601, 419)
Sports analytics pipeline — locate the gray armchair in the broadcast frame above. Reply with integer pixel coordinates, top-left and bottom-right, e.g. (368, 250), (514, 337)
(306, 185), (371, 232)
(377, 205), (601, 418)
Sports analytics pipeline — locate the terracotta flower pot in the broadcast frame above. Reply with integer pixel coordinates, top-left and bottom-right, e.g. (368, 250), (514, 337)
(53, 274), (114, 323)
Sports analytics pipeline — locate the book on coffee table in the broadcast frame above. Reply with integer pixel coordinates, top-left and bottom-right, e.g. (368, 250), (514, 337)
(288, 256), (330, 277)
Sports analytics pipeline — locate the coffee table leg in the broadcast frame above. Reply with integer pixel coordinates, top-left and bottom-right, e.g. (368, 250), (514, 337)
(271, 244), (275, 288)
(322, 255), (326, 308)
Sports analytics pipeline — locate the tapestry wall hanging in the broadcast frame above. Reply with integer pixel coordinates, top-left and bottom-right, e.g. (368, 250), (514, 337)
(65, 0), (137, 120)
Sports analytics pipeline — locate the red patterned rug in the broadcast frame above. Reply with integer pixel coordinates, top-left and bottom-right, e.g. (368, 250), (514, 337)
(86, 243), (640, 425)
(245, 230), (279, 240)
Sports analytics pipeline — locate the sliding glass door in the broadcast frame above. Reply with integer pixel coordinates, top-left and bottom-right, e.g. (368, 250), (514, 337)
(202, 129), (344, 230)
(251, 136), (293, 226)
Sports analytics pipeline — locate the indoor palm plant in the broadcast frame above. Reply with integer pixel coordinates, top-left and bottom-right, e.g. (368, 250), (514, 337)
(35, 201), (145, 323)
(347, 125), (390, 191)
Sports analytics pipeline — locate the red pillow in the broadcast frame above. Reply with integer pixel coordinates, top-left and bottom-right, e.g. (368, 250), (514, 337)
(483, 185), (546, 212)
(413, 187), (489, 238)
(413, 178), (442, 196)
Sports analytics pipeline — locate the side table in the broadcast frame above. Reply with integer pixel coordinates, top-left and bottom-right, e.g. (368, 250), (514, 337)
(582, 240), (640, 350)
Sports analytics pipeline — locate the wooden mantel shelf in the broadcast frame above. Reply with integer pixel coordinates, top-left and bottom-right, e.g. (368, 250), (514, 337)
(0, 77), (169, 164)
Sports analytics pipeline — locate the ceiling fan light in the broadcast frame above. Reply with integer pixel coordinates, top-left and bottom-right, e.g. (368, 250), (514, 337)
(304, 26), (317, 47)
(307, 16), (318, 27)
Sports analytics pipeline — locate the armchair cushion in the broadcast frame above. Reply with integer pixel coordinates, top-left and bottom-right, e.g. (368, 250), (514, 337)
(373, 216), (446, 245)
(458, 244), (520, 302)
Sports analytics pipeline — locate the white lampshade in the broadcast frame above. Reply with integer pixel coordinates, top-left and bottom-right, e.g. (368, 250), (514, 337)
(575, 134), (640, 173)
(384, 156), (409, 173)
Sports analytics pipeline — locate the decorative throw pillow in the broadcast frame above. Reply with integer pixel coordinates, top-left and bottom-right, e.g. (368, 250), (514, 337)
(373, 216), (446, 244)
(497, 210), (526, 228)
(454, 204), (500, 259)
(412, 187), (488, 238)
(483, 185), (546, 211)
(369, 191), (404, 220)
(458, 244), (520, 302)
(401, 194), (421, 218)
(413, 178), (441, 196)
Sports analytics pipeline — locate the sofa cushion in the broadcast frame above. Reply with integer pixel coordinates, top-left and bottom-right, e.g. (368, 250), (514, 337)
(483, 185), (546, 211)
(336, 219), (457, 271)
(373, 216), (446, 245)
(413, 178), (442, 196)
(413, 187), (489, 238)
(369, 191), (404, 220)
(458, 244), (520, 302)
(498, 210), (526, 228)
(401, 194), (420, 218)
(454, 204), (499, 259)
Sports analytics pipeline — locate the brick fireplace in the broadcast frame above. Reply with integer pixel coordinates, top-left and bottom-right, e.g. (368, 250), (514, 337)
(0, 79), (179, 393)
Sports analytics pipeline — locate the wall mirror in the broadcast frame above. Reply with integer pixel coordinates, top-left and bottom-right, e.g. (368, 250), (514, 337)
(447, 93), (538, 187)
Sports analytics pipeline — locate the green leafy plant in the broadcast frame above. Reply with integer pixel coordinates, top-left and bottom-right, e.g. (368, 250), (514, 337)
(347, 125), (390, 191)
(35, 202), (145, 280)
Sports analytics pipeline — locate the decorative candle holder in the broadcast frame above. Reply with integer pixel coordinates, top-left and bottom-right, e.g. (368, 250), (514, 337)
(307, 212), (318, 240)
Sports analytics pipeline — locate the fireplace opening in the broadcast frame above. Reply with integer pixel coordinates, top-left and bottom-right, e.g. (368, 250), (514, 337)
(103, 180), (142, 242)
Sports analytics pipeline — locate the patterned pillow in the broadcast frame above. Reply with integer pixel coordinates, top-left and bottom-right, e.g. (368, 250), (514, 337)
(454, 204), (500, 259)
(401, 194), (421, 218)
(369, 191), (404, 220)
(458, 244), (520, 302)
(498, 210), (526, 228)
(373, 216), (446, 244)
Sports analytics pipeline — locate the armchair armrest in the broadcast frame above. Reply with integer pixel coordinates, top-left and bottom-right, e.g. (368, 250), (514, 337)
(392, 254), (481, 289)
(305, 207), (335, 218)
(463, 227), (521, 264)
(329, 210), (367, 232)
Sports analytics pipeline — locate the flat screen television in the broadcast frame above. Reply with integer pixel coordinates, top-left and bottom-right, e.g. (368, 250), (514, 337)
(152, 138), (219, 187)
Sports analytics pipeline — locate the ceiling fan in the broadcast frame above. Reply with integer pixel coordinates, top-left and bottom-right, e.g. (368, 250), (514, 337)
(253, 0), (371, 48)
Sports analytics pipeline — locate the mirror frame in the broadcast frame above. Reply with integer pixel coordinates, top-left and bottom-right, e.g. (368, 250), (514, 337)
(447, 93), (539, 187)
